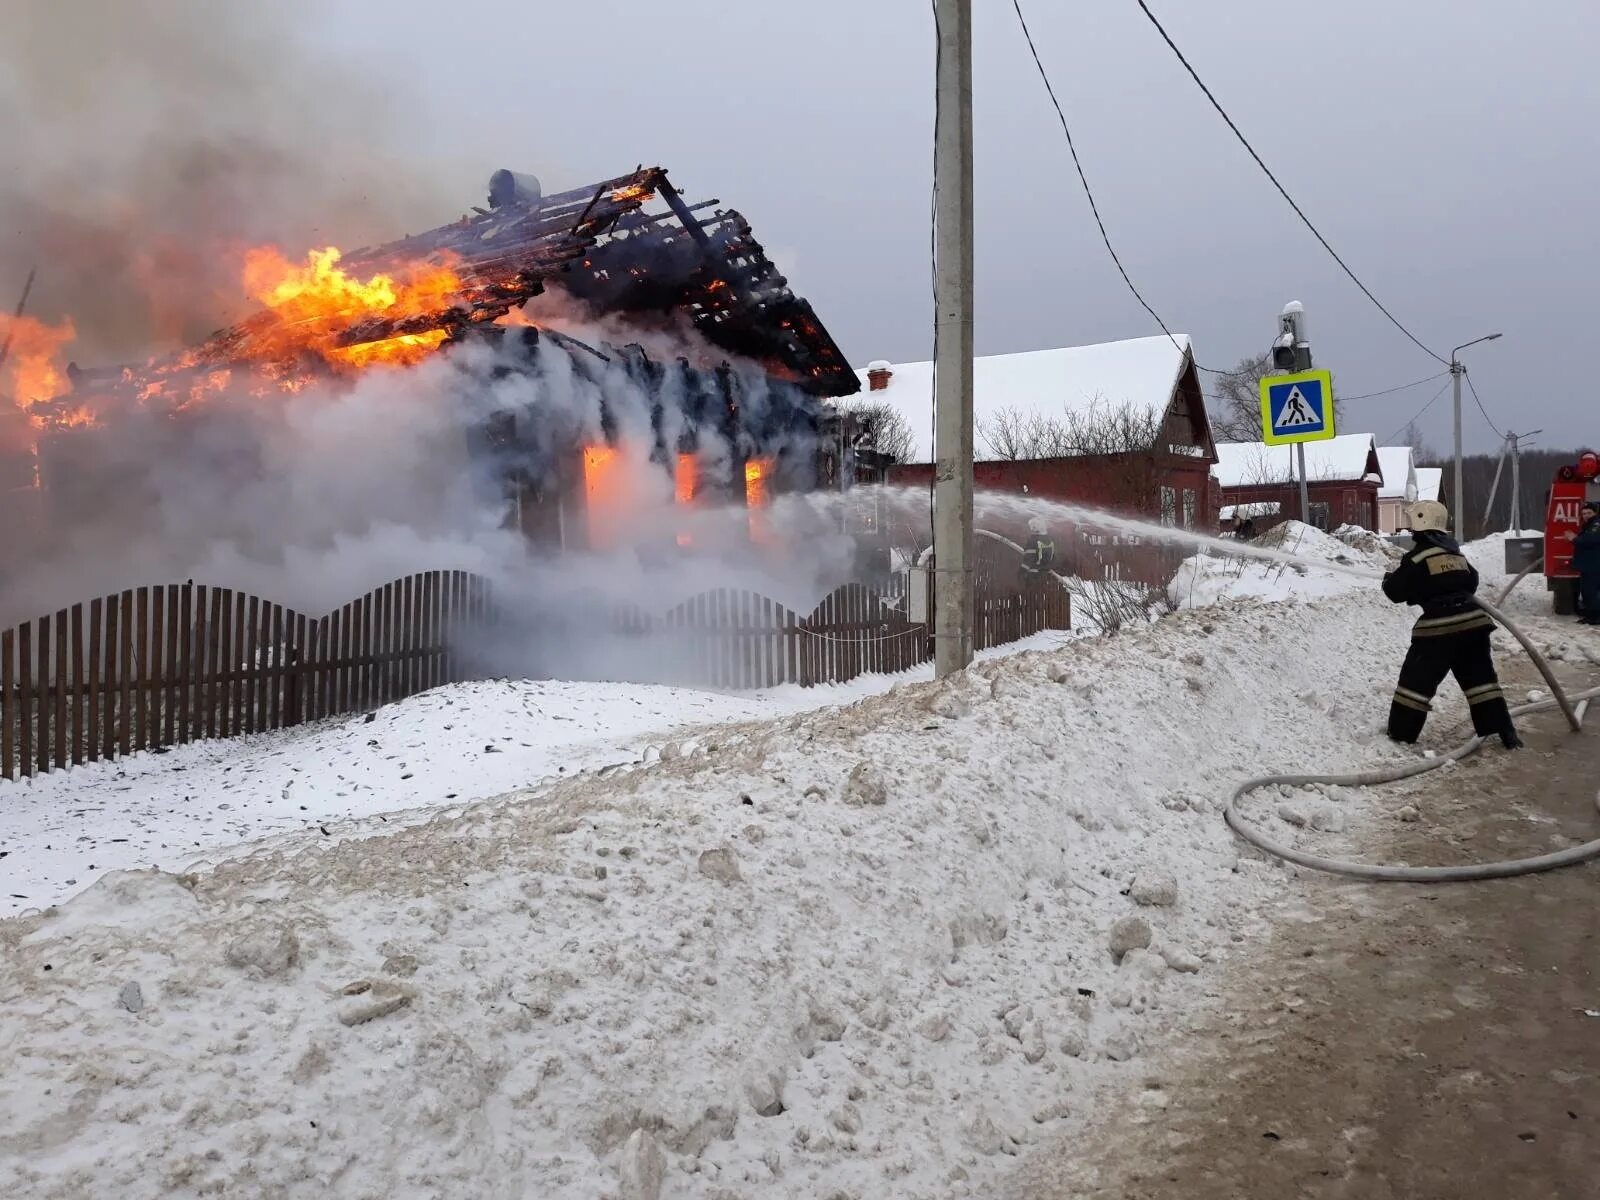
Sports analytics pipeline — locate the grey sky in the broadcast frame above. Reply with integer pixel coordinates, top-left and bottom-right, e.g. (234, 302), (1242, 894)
(22, 0), (1600, 456)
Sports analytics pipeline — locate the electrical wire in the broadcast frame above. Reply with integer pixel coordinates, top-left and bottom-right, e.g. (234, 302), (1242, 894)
(1132, 0), (1449, 368)
(1380, 377), (1454, 445)
(1009, 0), (1216, 372)
(1340, 370), (1450, 402)
(1463, 369), (1505, 438)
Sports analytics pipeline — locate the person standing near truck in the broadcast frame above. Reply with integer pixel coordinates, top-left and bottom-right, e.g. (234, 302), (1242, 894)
(1571, 501), (1600, 624)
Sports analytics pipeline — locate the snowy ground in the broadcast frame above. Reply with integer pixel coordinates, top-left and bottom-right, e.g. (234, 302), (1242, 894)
(1, 631), (1075, 917)
(1, 526), (1439, 1200)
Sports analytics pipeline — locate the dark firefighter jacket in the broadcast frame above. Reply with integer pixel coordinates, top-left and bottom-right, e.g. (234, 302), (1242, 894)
(1381, 530), (1492, 638)
(1021, 535), (1055, 576)
(1572, 517), (1600, 575)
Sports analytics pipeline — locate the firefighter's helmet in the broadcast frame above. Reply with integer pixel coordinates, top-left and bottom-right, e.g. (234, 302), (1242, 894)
(1403, 500), (1449, 534)
(1027, 517), (1047, 535)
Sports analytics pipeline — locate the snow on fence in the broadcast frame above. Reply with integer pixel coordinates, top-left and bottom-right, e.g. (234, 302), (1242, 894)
(0, 571), (1068, 780)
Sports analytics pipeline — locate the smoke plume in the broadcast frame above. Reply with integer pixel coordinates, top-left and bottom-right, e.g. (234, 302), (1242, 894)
(0, 0), (460, 362)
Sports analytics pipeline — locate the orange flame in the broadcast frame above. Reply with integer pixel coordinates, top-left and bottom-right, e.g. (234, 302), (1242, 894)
(676, 452), (698, 506)
(583, 444), (621, 551)
(1, 313), (76, 427)
(745, 455), (775, 543)
(241, 245), (465, 371)
(744, 456), (772, 509)
(610, 183), (652, 205)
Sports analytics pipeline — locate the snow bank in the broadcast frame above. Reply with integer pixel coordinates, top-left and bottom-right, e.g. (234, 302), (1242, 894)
(0, 591), (1419, 1200)
(1168, 521), (1399, 610)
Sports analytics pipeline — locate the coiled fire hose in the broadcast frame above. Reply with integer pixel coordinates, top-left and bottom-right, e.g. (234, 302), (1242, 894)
(1225, 598), (1600, 882)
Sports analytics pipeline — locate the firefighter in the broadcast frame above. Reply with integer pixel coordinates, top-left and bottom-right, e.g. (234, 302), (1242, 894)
(1383, 500), (1521, 749)
(1021, 517), (1055, 583)
(1571, 500), (1600, 624)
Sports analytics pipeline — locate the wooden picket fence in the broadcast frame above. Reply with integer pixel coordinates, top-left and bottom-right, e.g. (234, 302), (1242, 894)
(0, 570), (1068, 780)
(619, 575), (1070, 691)
(1, 571), (492, 780)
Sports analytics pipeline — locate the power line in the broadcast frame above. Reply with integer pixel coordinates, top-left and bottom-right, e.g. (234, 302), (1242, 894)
(1132, 0), (1449, 368)
(1340, 371), (1450, 402)
(1463, 369), (1505, 438)
(1009, 0), (1216, 372)
(1381, 378), (1454, 445)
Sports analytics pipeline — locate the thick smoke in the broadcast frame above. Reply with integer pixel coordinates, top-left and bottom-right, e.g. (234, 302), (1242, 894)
(0, 0), (459, 361)
(1, 324), (865, 686)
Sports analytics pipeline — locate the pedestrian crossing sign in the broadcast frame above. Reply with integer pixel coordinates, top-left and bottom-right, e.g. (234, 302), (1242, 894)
(1258, 369), (1336, 446)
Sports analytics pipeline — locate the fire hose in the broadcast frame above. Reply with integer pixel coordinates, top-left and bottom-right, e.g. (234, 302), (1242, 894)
(1225, 597), (1600, 882)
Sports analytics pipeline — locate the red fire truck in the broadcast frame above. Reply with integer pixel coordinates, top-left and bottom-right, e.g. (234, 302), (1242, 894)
(1542, 450), (1600, 614)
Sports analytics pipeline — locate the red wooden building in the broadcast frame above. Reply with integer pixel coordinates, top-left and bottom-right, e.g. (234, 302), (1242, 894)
(856, 334), (1219, 582)
(1213, 434), (1383, 532)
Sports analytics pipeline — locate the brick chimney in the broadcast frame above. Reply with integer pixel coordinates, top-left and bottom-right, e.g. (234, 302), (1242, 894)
(866, 360), (893, 391)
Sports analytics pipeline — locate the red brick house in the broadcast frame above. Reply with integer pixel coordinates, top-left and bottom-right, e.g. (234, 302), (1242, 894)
(852, 334), (1219, 582)
(1213, 434), (1383, 532)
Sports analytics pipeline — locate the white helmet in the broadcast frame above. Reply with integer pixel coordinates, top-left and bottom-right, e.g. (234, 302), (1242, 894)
(1403, 500), (1449, 533)
(1027, 517), (1047, 535)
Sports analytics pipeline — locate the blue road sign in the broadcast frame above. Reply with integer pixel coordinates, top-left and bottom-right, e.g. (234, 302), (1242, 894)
(1258, 369), (1336, 446)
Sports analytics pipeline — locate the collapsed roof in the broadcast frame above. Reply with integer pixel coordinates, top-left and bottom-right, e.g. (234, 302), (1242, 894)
(59, 166), (859, 411)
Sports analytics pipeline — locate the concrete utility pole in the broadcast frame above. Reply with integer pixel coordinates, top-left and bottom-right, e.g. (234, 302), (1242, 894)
(1450, 332), (1502, 535)
(932, 0), (974, 678)
(1510, 429), (1540, 533)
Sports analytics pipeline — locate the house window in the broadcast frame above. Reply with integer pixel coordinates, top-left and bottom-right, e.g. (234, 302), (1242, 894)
(1309, 501), (1331, 530)
(1160, 486), (1177, 527)
(1182, 489), (1196, 530)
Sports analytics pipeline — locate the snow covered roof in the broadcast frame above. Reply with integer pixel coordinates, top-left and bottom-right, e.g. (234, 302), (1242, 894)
(1220, 502), (1281, 520)
(1415, 466), (1443, 503)
(848, 334), (1194, 463)
(1375, 446), (1417, 500)
(1212, 434), (1383, 488)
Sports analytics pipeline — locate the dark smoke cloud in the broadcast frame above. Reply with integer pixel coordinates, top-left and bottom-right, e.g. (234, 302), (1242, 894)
(0, 0), (462, 364)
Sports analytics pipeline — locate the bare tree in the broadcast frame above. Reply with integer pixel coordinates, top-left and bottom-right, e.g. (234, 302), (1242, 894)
(1397, 419), (1437, 463)
(977, 397), (1163, 464)
(839, 399), (917, 464)
(1209, 353), (1274, 443)
(977, 406), (1059, 460)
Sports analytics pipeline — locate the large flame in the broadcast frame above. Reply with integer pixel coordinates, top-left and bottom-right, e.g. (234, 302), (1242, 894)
(1, 313), (76, 428)
(242, 245), (465, 370)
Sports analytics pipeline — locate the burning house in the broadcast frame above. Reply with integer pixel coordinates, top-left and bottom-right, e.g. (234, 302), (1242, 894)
(1, 167), (868, 570)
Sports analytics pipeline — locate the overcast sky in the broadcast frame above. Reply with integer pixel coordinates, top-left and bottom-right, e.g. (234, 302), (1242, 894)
(44, 0), (1600, 455)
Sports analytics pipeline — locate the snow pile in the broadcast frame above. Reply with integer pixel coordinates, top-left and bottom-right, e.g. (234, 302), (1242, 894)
(0, 592), (1416, 1200)
(1168, 520), (1399, 609)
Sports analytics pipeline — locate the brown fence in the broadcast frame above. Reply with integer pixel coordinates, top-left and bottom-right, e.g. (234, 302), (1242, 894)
(628, 576), (1070, 691)
(1, 572), (492, 780)
(1, 570), (1067, 780)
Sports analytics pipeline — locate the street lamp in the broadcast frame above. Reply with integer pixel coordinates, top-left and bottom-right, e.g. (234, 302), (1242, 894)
(1451, 332), (1502, 536)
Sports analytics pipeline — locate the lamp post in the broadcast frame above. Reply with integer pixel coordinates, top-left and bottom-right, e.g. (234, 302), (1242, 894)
(1451, 332), (1502, 536)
